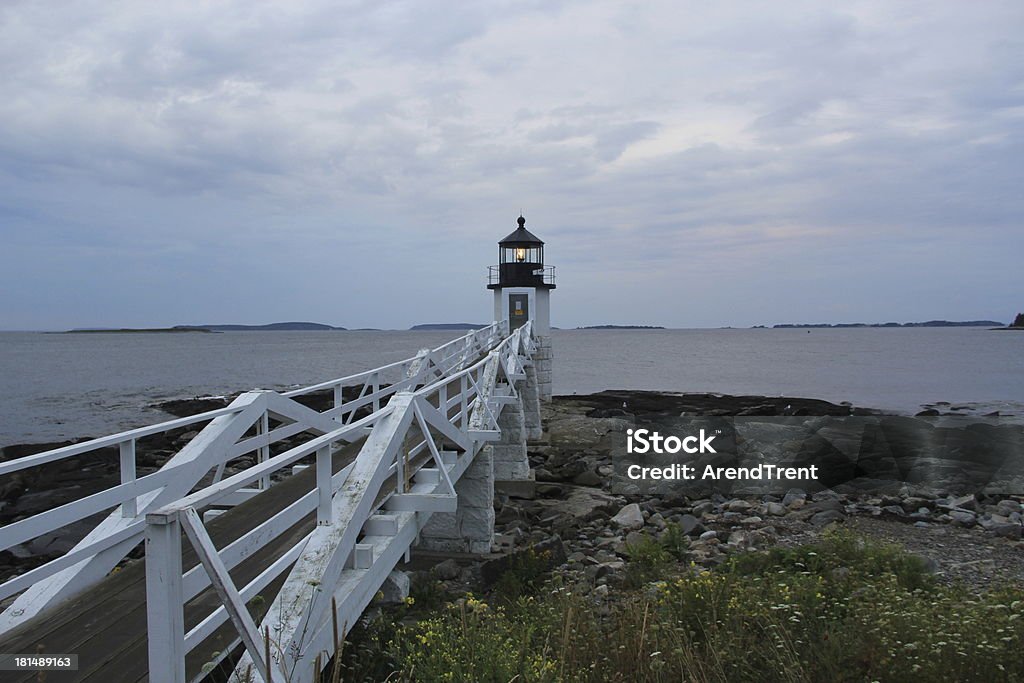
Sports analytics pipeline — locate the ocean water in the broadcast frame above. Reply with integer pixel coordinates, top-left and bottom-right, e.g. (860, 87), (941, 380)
(1, 327), (1022, 446)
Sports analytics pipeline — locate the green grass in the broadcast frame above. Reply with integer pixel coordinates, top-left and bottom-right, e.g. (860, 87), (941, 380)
(334, 529), (1024, 682)
(622, 523), (691, 588)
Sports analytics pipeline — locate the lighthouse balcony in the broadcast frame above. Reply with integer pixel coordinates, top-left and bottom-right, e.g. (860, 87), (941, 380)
(487, 263), (556, 289)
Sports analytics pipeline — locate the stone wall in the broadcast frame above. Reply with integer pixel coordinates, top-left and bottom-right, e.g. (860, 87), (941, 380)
(534, 335), (553, 402)
(419, 447), (495, 554)
(521, 364), (543, 441)
(418, 333), (545, 554)
(491, 397), (530, 481)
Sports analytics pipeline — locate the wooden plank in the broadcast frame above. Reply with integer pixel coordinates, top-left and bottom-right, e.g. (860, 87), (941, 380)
(180, 509), (274, 683)
(0, 441), (363, 683)
(0, 325), (515, 683)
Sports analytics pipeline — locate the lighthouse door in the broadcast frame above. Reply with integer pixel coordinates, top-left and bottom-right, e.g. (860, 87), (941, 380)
(509, 293), (529, 330)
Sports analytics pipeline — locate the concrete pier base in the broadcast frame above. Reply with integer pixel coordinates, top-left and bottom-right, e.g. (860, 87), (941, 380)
(522, 364), (543, 441)
(534, 335), (553, 402)
(419, 447), (495, 554)
(491, 397), (529, 481)
(420, 385), (533, 553)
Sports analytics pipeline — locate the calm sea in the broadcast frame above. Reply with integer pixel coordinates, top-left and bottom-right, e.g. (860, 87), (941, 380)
(1, 328), (1022, 446)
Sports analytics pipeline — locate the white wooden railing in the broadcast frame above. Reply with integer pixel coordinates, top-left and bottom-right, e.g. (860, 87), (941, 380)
(0, 322), (507, 633)
(144, 321), (535, 683)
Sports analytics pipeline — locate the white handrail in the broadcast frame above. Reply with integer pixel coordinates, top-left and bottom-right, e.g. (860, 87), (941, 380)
(0, 322), (504, 476)
(141, 320), (534, 683)
(0, 322), (513, 633)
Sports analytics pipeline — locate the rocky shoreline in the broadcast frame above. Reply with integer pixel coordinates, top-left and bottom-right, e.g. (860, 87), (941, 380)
(433, 390), (1024, 602)
(1, 389), (1022, 601)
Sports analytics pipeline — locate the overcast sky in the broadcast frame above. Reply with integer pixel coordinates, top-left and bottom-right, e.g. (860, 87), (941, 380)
(1, 1), (1021, 330)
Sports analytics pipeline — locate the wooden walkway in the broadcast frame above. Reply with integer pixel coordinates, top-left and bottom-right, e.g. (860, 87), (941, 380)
(0, 321), (525, 683)
(0, 444), (361, 683)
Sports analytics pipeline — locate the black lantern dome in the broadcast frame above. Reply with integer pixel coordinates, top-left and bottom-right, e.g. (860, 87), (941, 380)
(488, 216), (556, 289)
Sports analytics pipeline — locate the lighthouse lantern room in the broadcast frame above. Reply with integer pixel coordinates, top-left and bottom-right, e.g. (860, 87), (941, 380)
(487, 215), (555, 334)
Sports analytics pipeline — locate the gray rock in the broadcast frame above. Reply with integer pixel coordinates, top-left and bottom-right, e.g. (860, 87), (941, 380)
(7, 544), (34, 560)
(782, 489), (806, 507)
(433, 559), (461, 580)
(946, 494), (977, 511)
(691, 500), (715, 516)
(901, 497), (931, 513)
(379, 571), (410, 603)
(727, 499), (752, 513)
(727, 530), (756, 548)
(573, 469), (604, 487)
(624, 530), (648, 549)
(949, 510), (976, 527)
(810, 498), (845, 513)
(810, 509), (846, 526)
(562, 488), (620, 520)
(699, 530), (718, 541)
(611, 503), (644, 530)
(678, 514), (704, 536)
(765, 502), (787, 516)
(989, 522), (1022, 540)
(996, 500), (1022, 516)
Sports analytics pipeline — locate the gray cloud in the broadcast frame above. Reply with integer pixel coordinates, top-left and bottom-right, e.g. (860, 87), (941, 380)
(0, 0), (1022, 330)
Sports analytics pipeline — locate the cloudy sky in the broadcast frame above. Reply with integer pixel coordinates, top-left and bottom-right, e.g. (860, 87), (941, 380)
(1, 1), (1021, 330)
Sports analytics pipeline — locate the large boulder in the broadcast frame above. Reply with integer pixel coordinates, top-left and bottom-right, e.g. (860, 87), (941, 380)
(561, 487), (621, 521)
(611, 503), (645, 530)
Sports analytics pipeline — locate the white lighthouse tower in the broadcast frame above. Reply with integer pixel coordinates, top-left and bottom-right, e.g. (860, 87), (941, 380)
(487, 215), (555, 401)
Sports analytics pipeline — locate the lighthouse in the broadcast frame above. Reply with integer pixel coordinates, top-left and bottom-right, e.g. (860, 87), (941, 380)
(488, 215), (555, 401)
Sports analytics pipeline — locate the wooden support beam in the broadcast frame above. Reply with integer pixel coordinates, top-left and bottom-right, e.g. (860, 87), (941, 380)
(180, 508), (279, 683)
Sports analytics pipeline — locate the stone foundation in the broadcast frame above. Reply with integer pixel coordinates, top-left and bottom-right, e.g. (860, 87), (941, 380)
(418, 332), (548, 553)
(419, 447), (495, 554)
(521, 364), (543, 441)
(491, 397), (529, 481)
(534, 335), (553, 402)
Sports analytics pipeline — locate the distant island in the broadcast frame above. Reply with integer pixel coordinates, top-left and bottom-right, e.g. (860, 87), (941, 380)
(996, 313), (1024, 331)
(576, 325), (665, 330)
(65, 321), (346, 333)
(65, 326), (214, 334)
(196, 322), (346, 331)
(410, 323), (488, 331)
(767, 320), (1004, 329)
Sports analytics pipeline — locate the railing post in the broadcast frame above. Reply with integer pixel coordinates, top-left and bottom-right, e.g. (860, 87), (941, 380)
(460, 374), (468, 428)
(316, 446), (332, 525)
(146, 510), (185, 683)
(119, 439), (137, 518)
(333, 384), (344, 420)
(372, 372), (380, 412)
(257, 411), (270, 490)
(396, 446), (405, 493)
